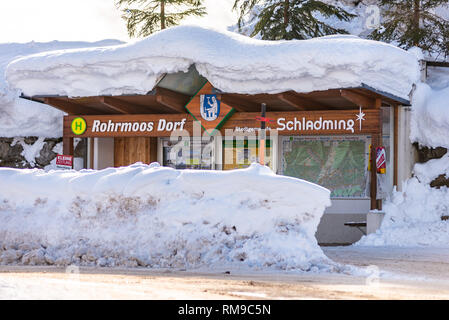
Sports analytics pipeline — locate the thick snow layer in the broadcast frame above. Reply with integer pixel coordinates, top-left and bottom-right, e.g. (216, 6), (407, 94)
(0, 40), (123, 137)
(414, 153), (449, 185)
(0, 163), (340, 271)
(357, 177), (449, 247)
(410, 79), (449, 149)
(6, 25), (419, 100)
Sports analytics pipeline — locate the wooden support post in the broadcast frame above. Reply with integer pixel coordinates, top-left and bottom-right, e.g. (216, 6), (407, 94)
(370, 99), (383, 210)
(259, 103), (266, 166)
(149, 137), (158, 164)
(370, 134), (378, 211)
(393, 104), (399, 187)
(63, 136), (74, 156)
(89, 138), (94, 169)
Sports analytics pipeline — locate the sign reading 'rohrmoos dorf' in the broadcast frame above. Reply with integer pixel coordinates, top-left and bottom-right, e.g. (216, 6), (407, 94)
(66, 106), (379, 137)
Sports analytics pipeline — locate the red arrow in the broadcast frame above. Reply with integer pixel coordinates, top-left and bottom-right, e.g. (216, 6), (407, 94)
(256, 116), (274, 123)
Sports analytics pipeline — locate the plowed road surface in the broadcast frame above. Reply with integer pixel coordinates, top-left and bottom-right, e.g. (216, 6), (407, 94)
(1, 247), (449, 299)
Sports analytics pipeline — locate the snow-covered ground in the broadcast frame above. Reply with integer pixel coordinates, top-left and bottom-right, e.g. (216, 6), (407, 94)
(1, 246), (449, 299)
(0, 163), (349, 272)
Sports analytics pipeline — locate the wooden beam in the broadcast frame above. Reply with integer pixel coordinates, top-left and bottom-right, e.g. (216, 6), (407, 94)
(99, 97), (141, 114)
(45, 97), (100, 115)
(219, 94), (260, 112)
(277, 91), (332, 110)
(426, 61), (449, 68)
(155, 87), (190, 113)
(375, 98), (382, 109)
(340, 89), (376, 108)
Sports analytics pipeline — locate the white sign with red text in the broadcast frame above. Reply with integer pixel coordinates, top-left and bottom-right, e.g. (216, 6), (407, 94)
(56, 155), (73, 170)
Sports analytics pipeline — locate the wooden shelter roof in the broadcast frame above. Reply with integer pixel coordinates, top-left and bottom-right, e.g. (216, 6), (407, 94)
(24, 84), (410, 116)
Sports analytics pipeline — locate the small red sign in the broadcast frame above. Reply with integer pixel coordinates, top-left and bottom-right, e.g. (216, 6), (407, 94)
(376, 147), (386, 174)
(256, 116), (274, 123)
(56, 155), (73, 169)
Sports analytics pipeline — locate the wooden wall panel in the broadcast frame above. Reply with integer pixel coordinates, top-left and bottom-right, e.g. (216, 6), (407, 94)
(114, 137), (154, 167)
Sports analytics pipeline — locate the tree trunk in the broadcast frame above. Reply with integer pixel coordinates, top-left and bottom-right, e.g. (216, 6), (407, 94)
(413, 0), (420, 46)
(284, 0), (289, 37)
(161, 0), (166, 30)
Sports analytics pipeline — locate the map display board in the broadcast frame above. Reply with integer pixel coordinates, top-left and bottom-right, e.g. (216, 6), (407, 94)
(280, 136), (369, 198)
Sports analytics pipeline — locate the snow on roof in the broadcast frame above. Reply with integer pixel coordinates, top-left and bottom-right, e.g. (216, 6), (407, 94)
(5, 25), (419, 101)
(0, 39), (123, 137)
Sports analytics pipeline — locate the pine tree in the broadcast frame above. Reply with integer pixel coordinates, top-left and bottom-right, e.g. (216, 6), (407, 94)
(116, 0), (206, 37)
(369, 0), (449, 58)
(233, 0), (356, 40)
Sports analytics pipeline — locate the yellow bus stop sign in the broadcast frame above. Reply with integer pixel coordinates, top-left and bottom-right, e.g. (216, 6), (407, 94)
(71, 117), (87, 135)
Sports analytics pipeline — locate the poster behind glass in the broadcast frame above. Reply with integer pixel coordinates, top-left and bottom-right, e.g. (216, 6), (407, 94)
(280, 136), (369, 198)
(162, 137), (213, 170)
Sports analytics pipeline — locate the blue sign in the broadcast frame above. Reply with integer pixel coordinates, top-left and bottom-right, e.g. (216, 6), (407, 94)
(200, 94), (220, 122)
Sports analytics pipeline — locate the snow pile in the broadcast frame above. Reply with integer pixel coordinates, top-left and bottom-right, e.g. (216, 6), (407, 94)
(0, 40), (122, 137)
(6, 25), (419, 100)
(357, 177), (449, 247)
(0, 163), (338, 271)
(358, 154), (449, 247)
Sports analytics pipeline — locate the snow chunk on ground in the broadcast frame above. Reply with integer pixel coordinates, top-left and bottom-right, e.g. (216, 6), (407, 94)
(0, 163), (340, 271)
(6, 25), (418, 100)
(356, 177), (449, 247)
(414, 153), (449, 185)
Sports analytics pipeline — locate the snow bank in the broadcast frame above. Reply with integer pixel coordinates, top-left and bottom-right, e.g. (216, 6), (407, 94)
(0, 163), (339, 271)
(357, 176), (449, 247)
(6, 25), (419, 100)
(0, 40), (122, 137)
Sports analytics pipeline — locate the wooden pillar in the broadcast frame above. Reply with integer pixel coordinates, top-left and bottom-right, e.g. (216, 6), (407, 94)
(62, 116), (74, 156)
(393, 104), (399, 187)
(89, 138), (94, 169)
(370, 134), (378, 210)
(370, 99), (383, 210)
(149, 137), (158, 163)
(63, 136), (74, 156)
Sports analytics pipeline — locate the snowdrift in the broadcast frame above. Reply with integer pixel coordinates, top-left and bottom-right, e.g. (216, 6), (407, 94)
(357, 178), (449, 247)
(0, 163), (337, 271)
(6, 25), (418, 100)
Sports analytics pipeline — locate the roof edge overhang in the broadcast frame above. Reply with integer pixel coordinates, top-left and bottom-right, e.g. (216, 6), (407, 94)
(358, 83), (411, 106)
